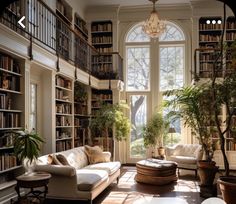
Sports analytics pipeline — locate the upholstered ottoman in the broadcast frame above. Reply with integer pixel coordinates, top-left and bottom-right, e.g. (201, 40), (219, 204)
(135, 159), (178, 185)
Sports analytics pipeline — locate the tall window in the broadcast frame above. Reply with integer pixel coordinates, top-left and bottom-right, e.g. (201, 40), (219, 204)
(29, 83), (37, 131)
(125, 21), (186, 158)
(159, 22), (185, 91)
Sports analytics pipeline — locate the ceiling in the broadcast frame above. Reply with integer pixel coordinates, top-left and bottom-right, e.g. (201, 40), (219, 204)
(83, 0), (205, 7)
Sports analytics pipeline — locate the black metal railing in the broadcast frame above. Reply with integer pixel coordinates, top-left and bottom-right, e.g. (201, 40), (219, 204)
(0, 0), (123, 81)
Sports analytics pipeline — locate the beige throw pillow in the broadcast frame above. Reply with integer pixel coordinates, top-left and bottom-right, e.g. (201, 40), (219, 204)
(84, 145), (109, 164)
(56, 154), (70, 165)
(47, 154), (62, 165)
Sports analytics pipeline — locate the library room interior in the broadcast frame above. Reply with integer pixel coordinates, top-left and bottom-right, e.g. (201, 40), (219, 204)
(0, 0), (236, 204)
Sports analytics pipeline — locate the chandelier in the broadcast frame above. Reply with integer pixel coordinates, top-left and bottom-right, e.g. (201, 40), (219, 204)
(142, 0), (166, 38)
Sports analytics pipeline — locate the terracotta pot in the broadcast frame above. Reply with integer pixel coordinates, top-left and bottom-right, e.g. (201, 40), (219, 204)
(158, 147), (165, 156)
(197, 160), (219, 186)
(217, 176), (236, 204)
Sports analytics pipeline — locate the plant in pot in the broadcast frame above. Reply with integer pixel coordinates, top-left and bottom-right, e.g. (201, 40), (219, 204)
(142, 111), (169, 158)
(89, 103), (131, 157)
(13, 129), (44, 174)
(164, 85), (219, 197)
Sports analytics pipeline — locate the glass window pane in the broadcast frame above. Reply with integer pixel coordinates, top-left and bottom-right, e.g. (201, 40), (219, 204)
(126, 24), (150, 42)
(30, 83), (37, 131)
(159, 46), (184, 91)
(159, 23), (184, 41)
(127, 47), (150, 91)
(130, 95), (147, 158)
(163, 95), (181, 147)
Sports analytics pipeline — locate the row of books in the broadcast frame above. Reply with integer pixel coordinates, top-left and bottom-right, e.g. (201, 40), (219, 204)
(0, 93), (11, 109)
(74, 105), (87, 115)
(92, 93), (112, 100)
(199, 22), (222, 30)
(0, 133), (14, 148)
(95, 47), (113, 53)
(56, 116), (71, 127)
(0, 75), (20, 92)
(92, 55), (112, 63)
(0, 54), (20, 73)
(91, 23), (112, 32)
(56, 140), (72, 152)
(226, 32), (236, 41)
(56, 103), (72, 114)
(92, 36), (112, 44)
(227, 21), (236, 30)
(226, 140), (236, 151)
(92, 64), (113, 72)
(0, 154), (17, 171)
(56, 129), (71, 139)
(199, 34), (221, 42)
(0, 112), (20, 128)
(56, 89), (71, 101)
(199, 53), (220, 61)
(56, 76), (72, 89)
(199, 71), (222, 78)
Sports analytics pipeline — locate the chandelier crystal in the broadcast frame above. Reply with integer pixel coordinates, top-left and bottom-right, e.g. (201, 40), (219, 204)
(142, 0), (166, 38)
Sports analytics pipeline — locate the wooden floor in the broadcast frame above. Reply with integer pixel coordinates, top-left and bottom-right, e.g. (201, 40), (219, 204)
(45, 166), (206, 204)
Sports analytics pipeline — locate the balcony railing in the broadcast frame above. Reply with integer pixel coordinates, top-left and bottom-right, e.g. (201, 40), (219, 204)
(0, 0), (123, 81)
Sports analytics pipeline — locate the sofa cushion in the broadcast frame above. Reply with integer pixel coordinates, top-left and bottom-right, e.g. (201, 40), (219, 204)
(169, 155), (196, 164)
(84, 145), (105, 164)
(84, 161), (121, 175)
(60, 147), (89, 169)
(173, 144), (201, 157)
(76, 169), (108, 191)
(48, 154), (62, 165)
(56, 154), (70, 165)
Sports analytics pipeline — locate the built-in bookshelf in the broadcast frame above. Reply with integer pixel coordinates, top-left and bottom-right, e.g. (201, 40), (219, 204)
(0, 52), (24, 174)
(74, 81), (91, 147)
(55, 74), (73, 152)
(74, 13), (88, 41)
(198, 17), (222, 78)
(91, 21), (113, 79)
(91, 89), (113, 152)
(56, 0), (72, 25)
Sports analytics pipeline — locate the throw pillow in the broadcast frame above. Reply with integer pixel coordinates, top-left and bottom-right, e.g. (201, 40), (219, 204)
(56, 154), (70, 165)
(84, 145), (106, 164)
(47, 154), (62, 165)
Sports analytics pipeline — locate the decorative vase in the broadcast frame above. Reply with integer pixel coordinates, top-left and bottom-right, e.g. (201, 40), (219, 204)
(23, 158), (36, 175)
(158, 147), (165, 156)
(217, 176), (236, 204)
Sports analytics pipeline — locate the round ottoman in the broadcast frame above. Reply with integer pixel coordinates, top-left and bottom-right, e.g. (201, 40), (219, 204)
(135, 158), (178, 185)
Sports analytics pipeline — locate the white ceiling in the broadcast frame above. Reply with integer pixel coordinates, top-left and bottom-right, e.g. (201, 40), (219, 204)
(83, 0), (203, 7)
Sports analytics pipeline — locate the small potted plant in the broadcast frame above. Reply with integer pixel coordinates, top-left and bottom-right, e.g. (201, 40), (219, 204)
(13, 129), (44, 174)
(142, 111), (169, 158)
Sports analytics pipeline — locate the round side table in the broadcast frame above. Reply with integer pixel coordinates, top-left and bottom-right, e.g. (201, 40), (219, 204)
(15, 172), (51, 203)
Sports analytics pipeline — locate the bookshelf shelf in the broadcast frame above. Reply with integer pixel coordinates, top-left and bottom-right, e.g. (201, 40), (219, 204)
(0, 88), (22, 94)
(0, 109), (22, 113)
(0, 68), (22, 76)
(74, 12), (88, 41)
(55, 74), (73, 152)
(0, 165), (22, 175)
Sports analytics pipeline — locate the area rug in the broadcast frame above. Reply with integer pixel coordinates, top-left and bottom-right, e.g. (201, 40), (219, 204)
(101, 191), (188, 204)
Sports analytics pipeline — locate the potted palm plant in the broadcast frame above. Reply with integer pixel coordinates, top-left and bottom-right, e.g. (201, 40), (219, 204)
(142, 111), (169, 157)
(164, 85), (219, 197)
(13, 129), (44, 174)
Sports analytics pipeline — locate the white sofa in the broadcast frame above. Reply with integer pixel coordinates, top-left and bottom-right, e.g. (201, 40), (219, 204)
(35, 146), (121, 203)
(165, 144), (203, 177)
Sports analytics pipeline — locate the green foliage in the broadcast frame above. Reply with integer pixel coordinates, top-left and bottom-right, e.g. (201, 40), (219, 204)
(13, 130), (44, 163)
(142, 112), (169, 148)
(163, 85), (215, 161)
(90, 103), (131, 141)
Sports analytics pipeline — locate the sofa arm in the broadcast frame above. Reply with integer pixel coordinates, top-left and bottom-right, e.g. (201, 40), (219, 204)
(102, 151), (111, 162)
(35, 165), (76, 177)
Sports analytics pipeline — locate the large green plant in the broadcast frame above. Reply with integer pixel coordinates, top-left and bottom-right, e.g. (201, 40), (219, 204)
(13, 130), (44, 163)
(90, 103), (131, 142)
(164, 85), (216, 161)
(142, 112), (169, 148)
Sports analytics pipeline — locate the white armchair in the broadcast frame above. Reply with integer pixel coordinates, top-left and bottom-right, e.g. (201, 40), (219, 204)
(165, 144), (203, 177)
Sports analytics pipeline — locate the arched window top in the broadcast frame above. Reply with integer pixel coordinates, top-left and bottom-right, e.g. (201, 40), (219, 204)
(126, 23), (150, 43)
(159, 22), (185, 42)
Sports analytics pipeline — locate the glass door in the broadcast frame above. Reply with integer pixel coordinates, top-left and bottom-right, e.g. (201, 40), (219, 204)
(127, 94), (148, 163)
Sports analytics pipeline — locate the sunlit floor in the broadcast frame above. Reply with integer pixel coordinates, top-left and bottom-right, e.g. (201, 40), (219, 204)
(46, 166), (206, 204)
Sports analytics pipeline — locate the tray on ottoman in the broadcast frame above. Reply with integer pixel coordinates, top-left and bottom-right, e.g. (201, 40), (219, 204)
(135, 159), (178, 185)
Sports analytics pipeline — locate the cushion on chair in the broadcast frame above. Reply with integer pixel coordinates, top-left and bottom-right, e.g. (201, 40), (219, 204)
(84, 161), (121, 175)
(76, 169), (108, 191)
(169, 155), (197, 164)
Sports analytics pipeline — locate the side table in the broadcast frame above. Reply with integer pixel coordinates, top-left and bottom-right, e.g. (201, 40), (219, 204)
(15, 172), (51, 203)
